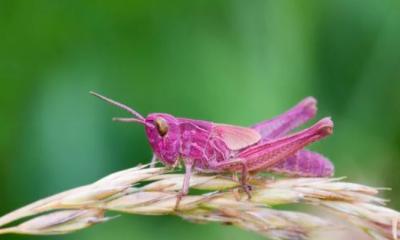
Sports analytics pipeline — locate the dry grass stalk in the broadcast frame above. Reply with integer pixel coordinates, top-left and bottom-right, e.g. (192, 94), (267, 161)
(0, 164), (398, 240)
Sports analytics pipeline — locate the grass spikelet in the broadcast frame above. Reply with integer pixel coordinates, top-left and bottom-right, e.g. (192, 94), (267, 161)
(0, 164), (398, 240)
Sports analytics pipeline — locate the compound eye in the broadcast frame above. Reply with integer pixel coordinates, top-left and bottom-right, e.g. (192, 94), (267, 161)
(154, 117), (169, 137)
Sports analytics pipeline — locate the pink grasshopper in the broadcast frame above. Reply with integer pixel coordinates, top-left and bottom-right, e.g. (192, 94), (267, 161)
(91, 92), (334, 206)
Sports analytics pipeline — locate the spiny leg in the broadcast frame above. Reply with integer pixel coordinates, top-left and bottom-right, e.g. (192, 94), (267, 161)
(239, 117), (333, 172)
(251, 97), (317, 140)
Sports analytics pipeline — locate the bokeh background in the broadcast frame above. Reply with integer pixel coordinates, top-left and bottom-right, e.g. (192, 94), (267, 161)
(1, 1), (400, 239)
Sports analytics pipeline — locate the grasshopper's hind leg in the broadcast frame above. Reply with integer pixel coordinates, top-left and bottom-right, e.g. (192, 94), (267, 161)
(240, 117), (334, 173)
(252, 97), (317, 140)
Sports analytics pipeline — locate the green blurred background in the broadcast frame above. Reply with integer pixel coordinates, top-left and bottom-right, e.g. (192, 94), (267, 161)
(1, 1), (400, 239)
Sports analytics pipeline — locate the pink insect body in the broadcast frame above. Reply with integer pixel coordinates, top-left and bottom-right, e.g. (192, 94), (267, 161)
(91, 92), (334, 206)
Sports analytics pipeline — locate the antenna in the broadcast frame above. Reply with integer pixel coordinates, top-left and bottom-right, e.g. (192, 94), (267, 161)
(90, 91), (145, 121)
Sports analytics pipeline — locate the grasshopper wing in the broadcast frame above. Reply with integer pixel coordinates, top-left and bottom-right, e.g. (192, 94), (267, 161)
(214, 124), (261, 150)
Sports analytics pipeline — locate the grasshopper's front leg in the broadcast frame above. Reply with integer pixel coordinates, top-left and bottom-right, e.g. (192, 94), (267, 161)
(175, 159), (194, 210)
(150, 154), (158, 168)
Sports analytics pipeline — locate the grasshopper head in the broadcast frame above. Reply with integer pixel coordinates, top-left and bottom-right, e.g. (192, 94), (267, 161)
(144, 113), (181, 166)
(90, 91), (181, 166)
